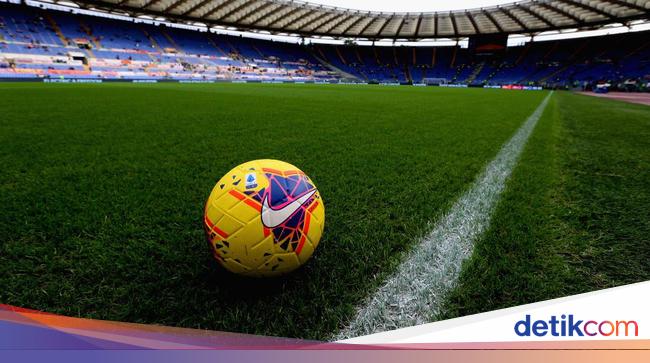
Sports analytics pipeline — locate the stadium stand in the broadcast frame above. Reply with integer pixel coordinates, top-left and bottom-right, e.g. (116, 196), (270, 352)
(0, 2), (648, 90)
(0, 2), (338, 82)
(314, 32), (650, 89)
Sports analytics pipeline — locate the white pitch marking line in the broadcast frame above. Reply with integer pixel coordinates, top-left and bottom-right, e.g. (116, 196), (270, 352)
(337, 92), (553, 340)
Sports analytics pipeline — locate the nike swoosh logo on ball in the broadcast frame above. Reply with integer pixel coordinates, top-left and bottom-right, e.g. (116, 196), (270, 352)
(261, 189), (317, 228)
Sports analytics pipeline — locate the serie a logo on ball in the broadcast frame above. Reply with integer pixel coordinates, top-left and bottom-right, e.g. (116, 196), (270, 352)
(203, 160), (325, 277)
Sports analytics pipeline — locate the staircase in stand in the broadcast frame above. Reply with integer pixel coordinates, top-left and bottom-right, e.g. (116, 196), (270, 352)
(83, 48), (95, 59)
(354, 47), (363, 64)
(141, 28), (160, 61)
(223, 38), (239, 55)
(79, 20), (101, 49)
(450, 64), (465, 83)
(466, 62), (485, 84)
(431, 47), (436, 67)
(315, 45), (328, 61)
(484, 63), (504, 84)
(45, 14), (68, 46)
(540, 39), (589, 84)
(450, 46), (458, 68)
(334, 46), (347, 65)
(516, 41), (533, 65)
(206, 36), (227, 56)
(373, 47), (381, 65)
(252, 43), (265, 58)
(308, 48), (359, 81)
(161, 29), (181, 52)
(404, 66), (412, 84)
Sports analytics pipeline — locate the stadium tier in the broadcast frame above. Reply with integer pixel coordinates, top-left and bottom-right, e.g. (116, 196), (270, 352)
(314, 33), (650, 88)
(0, 2), (649, 88)
(0, 3), (338, 82)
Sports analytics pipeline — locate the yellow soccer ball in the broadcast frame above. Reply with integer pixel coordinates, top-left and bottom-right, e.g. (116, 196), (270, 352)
(203, 160), (325, 277)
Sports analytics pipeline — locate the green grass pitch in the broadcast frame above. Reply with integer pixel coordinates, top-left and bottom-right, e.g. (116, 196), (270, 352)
(0, 83), (648, 340)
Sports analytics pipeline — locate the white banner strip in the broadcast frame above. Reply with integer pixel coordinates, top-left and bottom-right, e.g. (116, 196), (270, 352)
(341, 281), (650, 344)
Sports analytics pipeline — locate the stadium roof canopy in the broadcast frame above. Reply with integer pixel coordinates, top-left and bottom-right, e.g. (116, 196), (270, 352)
(65, 0), (650, 39)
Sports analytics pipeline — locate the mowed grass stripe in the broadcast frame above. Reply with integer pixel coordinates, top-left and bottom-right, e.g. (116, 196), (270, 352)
(339, 92), (552, 340)
(0, 84), (545, 339)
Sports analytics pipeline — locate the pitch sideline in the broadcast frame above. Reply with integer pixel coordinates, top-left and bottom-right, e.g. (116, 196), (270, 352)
(337, 92), (554, 340)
